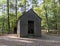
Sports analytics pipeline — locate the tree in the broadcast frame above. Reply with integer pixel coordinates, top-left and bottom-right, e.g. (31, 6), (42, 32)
(43, 0), (49, 32)
(32, 0), (38, 8)
(15, 0), (17, 20)
(7, 0), (10, 33)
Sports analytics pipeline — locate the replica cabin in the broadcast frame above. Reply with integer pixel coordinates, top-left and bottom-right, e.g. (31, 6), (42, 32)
(17, 9), (41, 37)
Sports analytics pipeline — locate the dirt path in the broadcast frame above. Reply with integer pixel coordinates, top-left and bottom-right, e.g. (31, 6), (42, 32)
(0, 34), (60, 46)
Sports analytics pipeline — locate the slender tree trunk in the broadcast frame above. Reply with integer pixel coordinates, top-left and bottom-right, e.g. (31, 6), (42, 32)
(2, 6), (4, 34)
(45, 7), (49, 32)
(15, 0), (17, 20)
(54, 1), (57, 30)
(7, 0), (10, 34)
(23, 0), (26, 13)
(44, 0), (49, 32)
(2, 22), (4, 33)
(14, 0), (17, 33)
(54, 12), (57, 30)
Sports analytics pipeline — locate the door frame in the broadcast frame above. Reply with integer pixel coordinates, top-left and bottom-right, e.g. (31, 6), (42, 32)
(28, 20), (34, 35)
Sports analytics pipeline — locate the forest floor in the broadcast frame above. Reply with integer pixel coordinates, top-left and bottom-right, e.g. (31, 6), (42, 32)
(0, 34), (60, 46)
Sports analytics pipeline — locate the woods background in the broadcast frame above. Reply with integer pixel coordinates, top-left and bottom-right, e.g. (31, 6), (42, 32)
(0, 0), (60, 34)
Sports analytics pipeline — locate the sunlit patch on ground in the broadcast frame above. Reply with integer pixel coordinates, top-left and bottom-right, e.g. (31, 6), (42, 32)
(0, 45), (8, 46)
(6, 36), (19, 38)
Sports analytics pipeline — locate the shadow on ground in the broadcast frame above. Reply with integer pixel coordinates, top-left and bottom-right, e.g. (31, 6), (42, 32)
(0, 34), (60, 46)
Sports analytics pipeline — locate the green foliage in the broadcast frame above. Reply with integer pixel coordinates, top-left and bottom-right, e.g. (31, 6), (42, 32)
(0, 12), (22, 33)
(0, 0), (60, 34)
(32, 0), (38, 7)
(33, 7), (46, 29)
(33, 0), (60, 31)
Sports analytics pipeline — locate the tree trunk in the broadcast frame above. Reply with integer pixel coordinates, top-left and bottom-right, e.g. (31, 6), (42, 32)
(54, 1), (57, 30)
(7, 0), (10, 34)
(44, 0), (49, 32)
(23, 0), (26, 13)
(15, 0), (17, 20)
(45, 8), (49, 32)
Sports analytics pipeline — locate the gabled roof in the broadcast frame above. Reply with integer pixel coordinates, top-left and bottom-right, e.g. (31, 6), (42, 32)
(18, 9), (42, 21)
